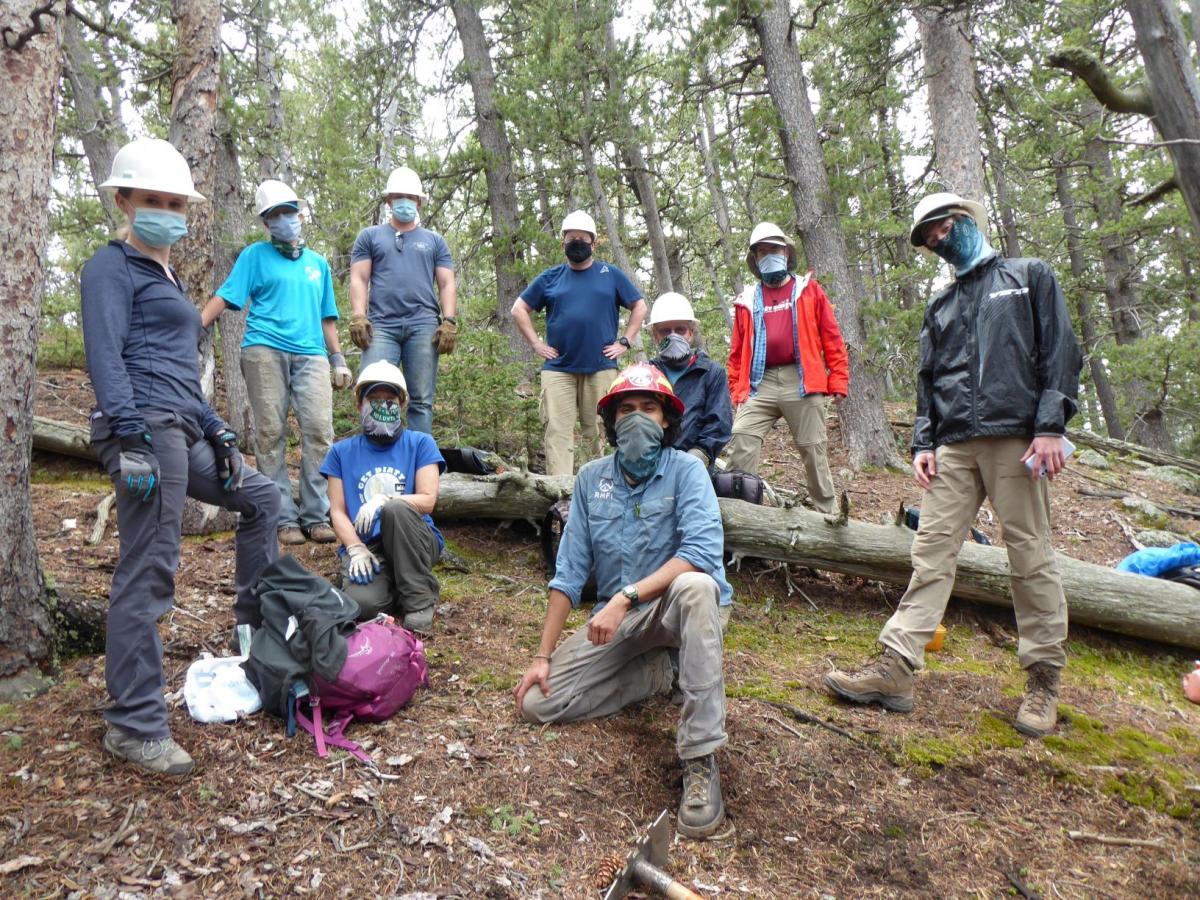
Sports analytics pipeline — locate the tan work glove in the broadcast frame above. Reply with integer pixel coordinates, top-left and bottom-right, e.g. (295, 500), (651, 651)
(433, 319), (457, 354)
(329, 352), (352, 390)
(349, 313), (373, 350)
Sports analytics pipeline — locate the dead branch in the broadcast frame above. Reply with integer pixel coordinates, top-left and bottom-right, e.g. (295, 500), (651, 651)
(88, 493), (116, 545)
(1045, 48), (1154, 116)
(1066, 830), (1164, 848)
(760, 699), (868, 747)
(90, 802), (137, 859)
(1129, 176), (1178, 207)
(1001, 864), (1042, 900)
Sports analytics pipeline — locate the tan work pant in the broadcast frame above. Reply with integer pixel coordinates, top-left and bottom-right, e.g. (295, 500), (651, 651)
(726, 365), (836, 512)
(521, 573), (731, 760)
(879, 437), (1068, 671)
(540, 369), (613, 477)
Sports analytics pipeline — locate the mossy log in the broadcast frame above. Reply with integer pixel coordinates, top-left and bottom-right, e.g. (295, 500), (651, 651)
(33, 416), (96, 462)
(434, 473), (1200, 650)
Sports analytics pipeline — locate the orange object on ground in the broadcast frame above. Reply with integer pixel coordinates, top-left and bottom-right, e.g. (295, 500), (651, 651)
(925, 624), (948, 652)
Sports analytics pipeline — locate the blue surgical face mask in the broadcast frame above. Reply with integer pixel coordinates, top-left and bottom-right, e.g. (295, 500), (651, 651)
(615, 411), (664, 482)
(931, 215), (990, 276)
(391, 198), (418, 223)
(131, 209), (188, 248)
(758, 252), (789, 286)
(266, 211), (302, 243)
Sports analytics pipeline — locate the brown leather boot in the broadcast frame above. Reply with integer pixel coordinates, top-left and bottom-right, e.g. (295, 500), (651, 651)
(1014, 662), (1061, 737)
(824, 647), (915, 712)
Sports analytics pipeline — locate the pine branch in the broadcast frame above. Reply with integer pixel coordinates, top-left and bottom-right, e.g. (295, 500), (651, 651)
(1045, 48), (1154, 116)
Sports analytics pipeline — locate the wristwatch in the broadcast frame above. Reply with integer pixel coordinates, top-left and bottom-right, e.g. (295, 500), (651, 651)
(618, 336), (631, 349)
(620, 584), (640, 607)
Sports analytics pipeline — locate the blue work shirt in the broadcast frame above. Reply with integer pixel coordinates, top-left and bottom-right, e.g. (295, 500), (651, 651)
(350, 224), (453, 331)
(550, 449), (732, 614)
(520, 261), (642, 374)
(649, 350), (732, 466)
(81, 240), (225, 439)
(215, 242), (338, 356)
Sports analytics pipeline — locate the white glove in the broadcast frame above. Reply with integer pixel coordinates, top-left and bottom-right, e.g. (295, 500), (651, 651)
(329, 352), (352, 390)
(346, 543), (381, 584)
(353, 495), (388, 536)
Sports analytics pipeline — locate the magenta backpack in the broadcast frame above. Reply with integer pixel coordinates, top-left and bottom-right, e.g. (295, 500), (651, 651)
(292, 618), (428, 764)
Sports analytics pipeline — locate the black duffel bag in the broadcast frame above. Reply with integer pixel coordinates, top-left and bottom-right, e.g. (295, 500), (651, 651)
(539, 498), (598, 603)
(711, 469), (765, 505)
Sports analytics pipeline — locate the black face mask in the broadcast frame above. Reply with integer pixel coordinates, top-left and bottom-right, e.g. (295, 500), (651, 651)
(564, 239), (593, 264)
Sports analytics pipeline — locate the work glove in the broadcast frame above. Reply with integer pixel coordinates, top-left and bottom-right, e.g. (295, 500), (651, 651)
(349, 313), (373, 350)
(210, 428), (244, 492)
(353, 494), (389, 536)
(329, 352), (352, 390)
(433, 319), (457, 354)
(118, 433), (159, 502)
(346, 543), (381, 585)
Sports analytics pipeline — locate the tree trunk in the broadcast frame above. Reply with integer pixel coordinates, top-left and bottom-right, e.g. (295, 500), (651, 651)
(1053, 162), (1125, 439)
(752, 0), (899, 469)
(449, 0), (526, 351)
(918, 7), (987, 201)
(0, 0), (60, 694)
(875, 106), (920, 311)
(698, 97), (743, 305)
(988, 143), (1022, 258)
(254, 1), (291, 183)
(427, 473), (1200, 650)
(604, 20), (672, 295)
(60, 14), (126, 226)
(580, 128), (635, 276)
(1126, 0), (1200, 237)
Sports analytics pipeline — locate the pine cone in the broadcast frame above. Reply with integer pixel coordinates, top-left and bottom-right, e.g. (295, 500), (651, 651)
(592, 852), (625, 890)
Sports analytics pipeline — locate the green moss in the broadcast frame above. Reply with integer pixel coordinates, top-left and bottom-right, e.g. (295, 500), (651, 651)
(925, 654), (1004, 678)
(901, 735), (967, 768)
(725, 675), (800, 705)
(29, 470), (111, 488)
(893, 711), (1025, 771)
(1063, 643), (1188, 707)
(469, 670), (515, 692)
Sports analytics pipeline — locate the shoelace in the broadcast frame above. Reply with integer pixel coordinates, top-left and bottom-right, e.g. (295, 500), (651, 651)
(1024, 671), (1056, 716)
(140, 738), (174, 760)
(683, 758), (711, 805)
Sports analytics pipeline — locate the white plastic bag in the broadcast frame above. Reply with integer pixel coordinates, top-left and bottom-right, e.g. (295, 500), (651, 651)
(184, 655), (262, 723)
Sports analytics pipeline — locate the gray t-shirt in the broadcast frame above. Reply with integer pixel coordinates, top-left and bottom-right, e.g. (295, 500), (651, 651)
(350, 224), (453, 329)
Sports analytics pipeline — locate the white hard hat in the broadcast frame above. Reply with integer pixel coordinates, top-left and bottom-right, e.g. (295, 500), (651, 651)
(746, 221), (797, 278)
(254, 179), (301, 217)
(99, 137), (206, 201)
(384, 166), (425, 199)
(649, 292), (696, 326)
(909, 191), (988, 252)
(354, 361), (408, 404)
(561, 210), (597, 239)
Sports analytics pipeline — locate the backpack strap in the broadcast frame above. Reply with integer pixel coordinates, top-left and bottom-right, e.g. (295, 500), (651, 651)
(293, 695), (375, 766)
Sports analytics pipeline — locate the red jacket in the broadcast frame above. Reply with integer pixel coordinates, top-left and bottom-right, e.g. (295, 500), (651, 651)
(727, 272), (849, 405)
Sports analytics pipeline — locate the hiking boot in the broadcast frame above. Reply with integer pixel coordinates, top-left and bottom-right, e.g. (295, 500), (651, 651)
(677, 753), (725, 838)
(402, 606), (434, 635)
(103, 728), (194, 776)
(823, 647), (915, 712)
(278, 526), (305, 546)
(303, 523), (337, 544)
(1014, 662), (1061, 737)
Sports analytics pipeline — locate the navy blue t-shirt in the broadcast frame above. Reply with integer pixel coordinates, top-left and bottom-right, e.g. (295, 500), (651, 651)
(320, 431), (446, 550)
(81, 241), (225, 439)
(520, 261), (642, 373)
(349, 224), (453, 330)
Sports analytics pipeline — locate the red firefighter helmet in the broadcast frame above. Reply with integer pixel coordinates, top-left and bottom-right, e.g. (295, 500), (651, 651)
(596, 363), (685, 416)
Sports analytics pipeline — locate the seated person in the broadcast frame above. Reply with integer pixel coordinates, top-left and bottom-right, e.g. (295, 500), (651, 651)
(514, 364), (733, 838)
(320, 361), (445, 632)
(647, 292), (732, 469)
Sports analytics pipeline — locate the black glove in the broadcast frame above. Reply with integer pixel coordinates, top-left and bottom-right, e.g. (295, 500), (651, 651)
(118, 433), (159, 502)
(210, 428), (244, 492)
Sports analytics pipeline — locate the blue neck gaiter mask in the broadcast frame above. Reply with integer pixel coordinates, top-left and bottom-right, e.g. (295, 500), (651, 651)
(615, 412), (664, 483)
(932, 215), (992, 276)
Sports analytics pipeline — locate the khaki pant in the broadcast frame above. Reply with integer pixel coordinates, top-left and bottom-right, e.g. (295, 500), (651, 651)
(540, 369), (613, 477)
(726, 365), (836, 512)
(521, 573), (730, 760)
(879, 437), (1068, 670)
(340, 499), (440, 621)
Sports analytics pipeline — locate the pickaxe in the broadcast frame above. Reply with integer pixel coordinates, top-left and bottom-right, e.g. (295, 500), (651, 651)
(602, 810), (703, 900)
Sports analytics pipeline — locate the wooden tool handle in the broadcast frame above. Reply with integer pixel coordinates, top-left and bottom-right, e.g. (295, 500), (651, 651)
(631, 858), (704, 900)
(664, 881), (704, 900)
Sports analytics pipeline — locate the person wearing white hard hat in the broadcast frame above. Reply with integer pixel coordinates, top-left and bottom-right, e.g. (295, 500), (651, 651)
(647, 292), (731, 468)
(347, 166), (457, 436)
(201, 179), (349, 546)
(510, 210), (647, 476)
(320, 361), (446, 633)
(81, 137), (281, 776)
(725, 222), (848, 513)
(824, 191), (1082, 740)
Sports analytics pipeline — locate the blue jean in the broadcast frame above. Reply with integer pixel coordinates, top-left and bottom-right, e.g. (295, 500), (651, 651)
(361, 322), (439, 435)
(240, 345), (333, 530)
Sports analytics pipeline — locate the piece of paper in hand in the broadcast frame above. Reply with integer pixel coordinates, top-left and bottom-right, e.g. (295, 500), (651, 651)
(1024, 436), (1075, 477)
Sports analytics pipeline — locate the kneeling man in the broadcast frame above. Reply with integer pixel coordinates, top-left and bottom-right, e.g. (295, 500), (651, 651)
(514, 364), (733, 837)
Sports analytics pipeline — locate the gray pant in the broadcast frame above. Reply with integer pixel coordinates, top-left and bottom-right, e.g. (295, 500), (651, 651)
(521, 572), (728, 760)
(96, 411), (280, 739)
(340, 499), (440, 620)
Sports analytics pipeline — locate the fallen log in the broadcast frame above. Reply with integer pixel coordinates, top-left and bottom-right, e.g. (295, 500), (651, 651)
(434, 473), (1200, 650)
(33, 416), (97, 462)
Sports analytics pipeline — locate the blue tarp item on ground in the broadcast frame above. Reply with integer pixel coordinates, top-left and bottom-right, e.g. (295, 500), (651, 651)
(1115, 542), (1200, 577)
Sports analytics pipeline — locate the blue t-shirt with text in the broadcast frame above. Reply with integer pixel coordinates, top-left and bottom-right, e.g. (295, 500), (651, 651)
(520, 261), (642, 373)
(320, 431), (446, 550)
(216, 242), (337, 356)
(349, 224), (453, 330)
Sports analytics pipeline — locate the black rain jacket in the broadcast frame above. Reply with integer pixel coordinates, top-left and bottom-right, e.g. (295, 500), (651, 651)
(911, 254), (1082, 455)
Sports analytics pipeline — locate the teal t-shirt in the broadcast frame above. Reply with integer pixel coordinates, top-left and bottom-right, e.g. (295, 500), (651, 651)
(216, 242), (338, 356)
